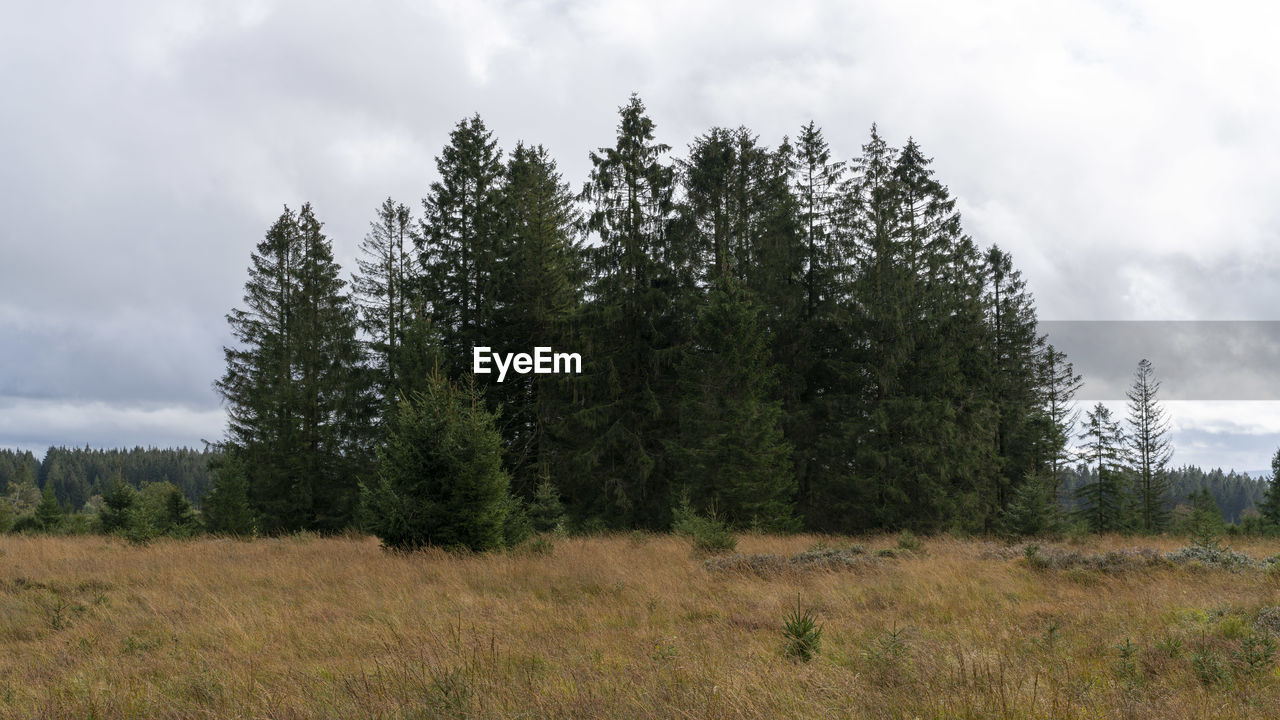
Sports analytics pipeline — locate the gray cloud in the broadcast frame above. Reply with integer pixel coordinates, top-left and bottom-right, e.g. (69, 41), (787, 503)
(1, 0), (1278, 467)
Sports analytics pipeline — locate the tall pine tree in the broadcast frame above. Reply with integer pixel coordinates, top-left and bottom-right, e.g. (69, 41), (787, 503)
(1126, 358), (1172, 532)
(216, 204), (372, 533)
(353, 197), (416, 418)
(1074, 403), (1129, 533)
(419, 115), (505, 364)
(571, 94), (680, 528)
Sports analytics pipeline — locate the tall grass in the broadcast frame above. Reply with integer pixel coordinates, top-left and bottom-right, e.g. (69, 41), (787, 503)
(3, 533), (1280, 717)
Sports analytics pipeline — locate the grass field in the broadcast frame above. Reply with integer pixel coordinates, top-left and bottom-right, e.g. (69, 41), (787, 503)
(5, 532), (1280, 719)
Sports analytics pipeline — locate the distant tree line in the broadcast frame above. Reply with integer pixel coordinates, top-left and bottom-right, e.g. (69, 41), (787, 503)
(0, 446), (212, 537)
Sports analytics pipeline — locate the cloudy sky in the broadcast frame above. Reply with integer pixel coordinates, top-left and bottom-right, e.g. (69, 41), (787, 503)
(1, 0), (1278, 471)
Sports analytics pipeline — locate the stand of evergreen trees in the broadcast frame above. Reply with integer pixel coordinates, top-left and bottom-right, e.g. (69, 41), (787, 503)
(206, 95), (1081, 546)
(10, 95), (1278, 547)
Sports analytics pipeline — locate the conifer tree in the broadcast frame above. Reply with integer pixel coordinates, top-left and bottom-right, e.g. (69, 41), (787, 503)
(99, 475), (136, 534)
(1126, 358), (1172, 532)
(670, 280), (796, 530)
(360, 371), (512, 551)
(419, 115), (505, 363)
(786, 122), (852, 524)
(1074, 403), (1130, 532)
(571, 94), (680, 527)
(490, 142), (583, 496)
(1039, 344), (1083, 502)
(35, 485), (63, 531)
(1257, 449), (1280, 528)
(984, 245), (1046, 513)
(202, 451), (255, 535)
(354, 197), (416, 417)
(216, 203), (372, 533)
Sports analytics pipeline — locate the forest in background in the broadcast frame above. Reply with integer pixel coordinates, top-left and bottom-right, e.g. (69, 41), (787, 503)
(4, 95), (1279, 544)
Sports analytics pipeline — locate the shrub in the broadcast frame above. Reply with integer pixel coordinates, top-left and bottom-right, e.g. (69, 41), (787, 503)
(672, 495), (736, 554)
(896, 530), (923, 553)
(361, 372), (514, 552)
(1235, 633), (1277, 674)
(1191, 647), (1228, 686)
(526, 478), (567, 533)
(782, 599), (822, 661)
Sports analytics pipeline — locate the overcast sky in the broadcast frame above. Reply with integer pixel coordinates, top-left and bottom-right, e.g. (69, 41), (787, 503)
(2, 0), (1278, 472)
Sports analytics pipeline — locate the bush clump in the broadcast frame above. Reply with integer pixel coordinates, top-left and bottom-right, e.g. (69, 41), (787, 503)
(672, 497), (736, 554)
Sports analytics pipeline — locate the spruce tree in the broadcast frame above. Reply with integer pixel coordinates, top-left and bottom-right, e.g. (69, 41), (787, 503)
(202, 454), (255, 535)
(360, 371), (512, 551)
(35, 485), (63, 531)
(1039, 344), (1083, 503)
(571, 94), (680, 527)
(99, 475), (136, 534)
(354, 197), (416, 418)
(1258, 448), (1280, 528)
(1074, 403), (1129, 533)
(670, 280), (796, 530)
(787, 122), (852, 526)
(419, 114), (505, 363)
(216, 203), (373, 533)
(1126, 358), (1172, 532)
(984, 245), (1046, 514)
(490, 142), (583, 496)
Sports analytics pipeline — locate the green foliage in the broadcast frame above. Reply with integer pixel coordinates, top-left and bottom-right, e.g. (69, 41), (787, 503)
(216, 203), (374, 534)
(569, 94), (680, 529)
(1191, 647), (1229, 686)
(1236, 633), (1278, 674)
(1074, 403), (1130, 533)
(1003, 475), (1060, 537)
(0, 500), (13, 534)
(1258, 448), (1280, 527)
(98, 477), (136, 534)
(1126, 359), (1172, 532)
(34, 486), (63, 531)
(361, 372), (513, 551)
(669, 280), (796, 531)
(895, 529), (923, 553)
(526, 478), (567, 534)
(671, 495), (736, 554)
(1183, 488), (1225, 548)
(202, 453), (255, 535)
(782, 598), (823, 662)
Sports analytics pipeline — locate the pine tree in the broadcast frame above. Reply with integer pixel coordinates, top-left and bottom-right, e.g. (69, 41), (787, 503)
(1074, 403), (1129, 533)
(787, 122), (852, 526)
(360, 371), (512, 551)
(670, 280), (796, 530)
(490, 142), (583, 496)
(202, 453), (255, 535)
(354, 197), (416, 418)
(35, 485), (63, 531)
(1258, 448), (1280, 528)
(99, 475), (136, 534)
(984, 245), (1046, 515)
(1126, 358), (1172, 532)
(1003, 474), (1058, 537)
(527, 477), (567, 533)
(419, 114), (505, 363)
(216, 203), (373, 534)
(570, 94), (680, 528)
(1039, 345), (1083, 503)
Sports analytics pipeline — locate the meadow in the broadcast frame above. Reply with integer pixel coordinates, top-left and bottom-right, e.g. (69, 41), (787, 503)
(4, 532), (1280, 719)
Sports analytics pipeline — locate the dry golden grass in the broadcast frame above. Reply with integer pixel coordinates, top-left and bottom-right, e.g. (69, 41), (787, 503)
(4, 532), (1280, 718)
